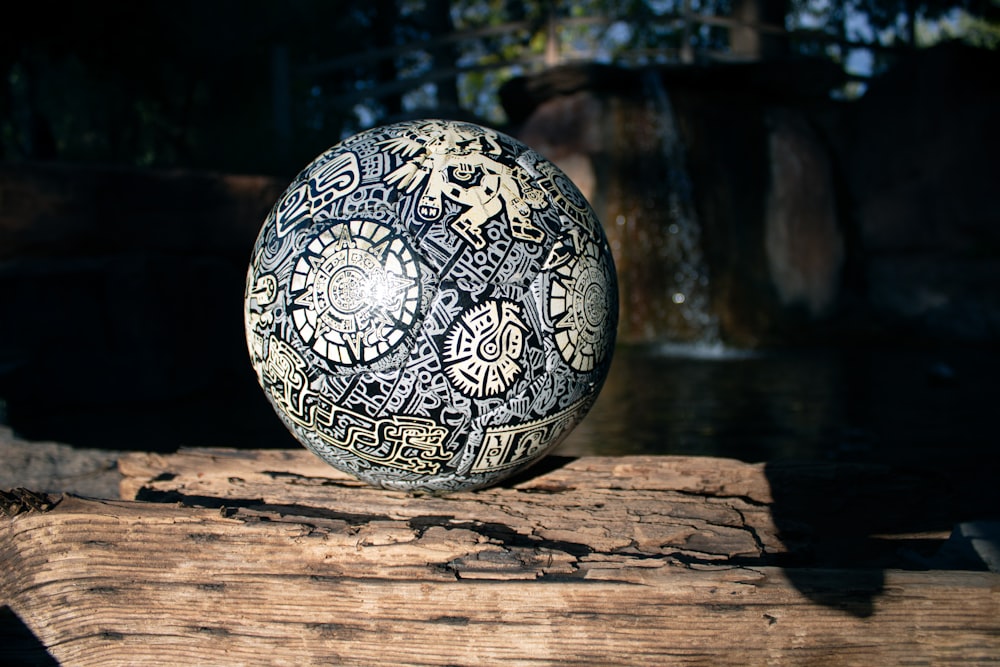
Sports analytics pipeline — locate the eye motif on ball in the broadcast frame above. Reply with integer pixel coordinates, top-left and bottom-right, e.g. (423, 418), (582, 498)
(443, 300), (529, 399)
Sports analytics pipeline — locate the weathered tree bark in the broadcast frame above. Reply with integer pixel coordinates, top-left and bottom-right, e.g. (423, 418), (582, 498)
(2, 451), (998, 666)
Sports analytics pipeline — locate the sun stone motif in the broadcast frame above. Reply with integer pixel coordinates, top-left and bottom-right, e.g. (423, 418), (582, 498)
(545, 229), (616, 373)
(289, 218), (422, 368)
(245, 119), (618, 493)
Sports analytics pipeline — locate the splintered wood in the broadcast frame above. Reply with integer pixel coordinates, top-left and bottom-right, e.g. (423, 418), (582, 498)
(120, 450), (784, 566)
(2, 450), (998, 666)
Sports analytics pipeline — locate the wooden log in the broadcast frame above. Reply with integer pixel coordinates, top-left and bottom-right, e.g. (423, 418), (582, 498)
(2, 451), (998, 666)
(118, 449), (785, 563)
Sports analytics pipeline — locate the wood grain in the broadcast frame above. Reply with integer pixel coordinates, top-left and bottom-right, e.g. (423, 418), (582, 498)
(2, 450), (997, 666)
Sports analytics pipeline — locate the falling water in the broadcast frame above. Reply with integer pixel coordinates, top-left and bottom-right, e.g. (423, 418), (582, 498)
(641, 69), (721, 349)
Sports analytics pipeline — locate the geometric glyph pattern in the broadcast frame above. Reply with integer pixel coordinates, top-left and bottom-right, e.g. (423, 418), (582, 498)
(245, 119), (618, 493)
(443, 299), (528, 398)
(545, 229), (617, 372)
(289, 219), (422, 367)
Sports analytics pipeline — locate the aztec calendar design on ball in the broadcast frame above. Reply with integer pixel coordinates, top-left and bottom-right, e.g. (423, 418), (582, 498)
(289, 218), (423, 368)
(245, 119), (618, 493)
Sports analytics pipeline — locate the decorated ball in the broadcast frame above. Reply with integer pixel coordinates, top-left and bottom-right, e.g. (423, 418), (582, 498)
(244, 119), (617, 493)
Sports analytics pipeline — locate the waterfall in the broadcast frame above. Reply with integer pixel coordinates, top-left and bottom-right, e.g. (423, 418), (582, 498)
(642, 69), (721, 349)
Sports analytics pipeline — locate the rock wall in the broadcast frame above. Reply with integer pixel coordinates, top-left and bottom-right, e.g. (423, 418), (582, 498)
(834, 42), (1000, 341)
(0, 163), (296, 448)
(504, 43), (1000, 345)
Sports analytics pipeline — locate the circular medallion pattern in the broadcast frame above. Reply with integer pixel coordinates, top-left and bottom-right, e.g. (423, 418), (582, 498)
(547, 235), (616, 373)
(289, 218), (422, 367)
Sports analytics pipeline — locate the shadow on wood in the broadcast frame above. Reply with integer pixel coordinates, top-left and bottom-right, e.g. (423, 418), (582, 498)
(0, 606), (59, 667)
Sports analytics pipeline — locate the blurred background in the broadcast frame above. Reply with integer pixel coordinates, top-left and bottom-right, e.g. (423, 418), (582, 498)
(1, 0), (997, 476)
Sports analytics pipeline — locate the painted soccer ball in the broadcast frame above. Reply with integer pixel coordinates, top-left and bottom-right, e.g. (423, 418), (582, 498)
(245, 119), (617, 493)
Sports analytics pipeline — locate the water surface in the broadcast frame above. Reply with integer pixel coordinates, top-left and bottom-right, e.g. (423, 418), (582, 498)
(557, 342), (997, 469)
